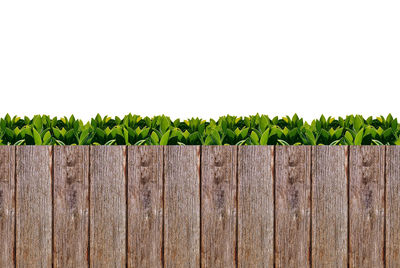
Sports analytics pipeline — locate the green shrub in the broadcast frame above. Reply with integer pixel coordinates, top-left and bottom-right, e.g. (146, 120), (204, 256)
(0, 114), (398, 145)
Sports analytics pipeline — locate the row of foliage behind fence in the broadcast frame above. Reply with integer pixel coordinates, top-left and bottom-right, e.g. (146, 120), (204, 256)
(0, 145), (399, 267)
(1, 114), (400, 145)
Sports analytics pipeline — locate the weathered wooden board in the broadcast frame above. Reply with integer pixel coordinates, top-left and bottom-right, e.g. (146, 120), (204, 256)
(127, 146), (163, 268)
(164, 146), (200, 268)
(16, 146), (52, 267)
(201, 146), (237, 268)
(385, 146), (400, 268)
(349, 146), (385, 268)
(312, 146), (348, 267)
(237, 146), (274, 268)
(0, 146), (15, 267)
(53, 146), (89, 268)
(90, 146), (126, 268)
(275, 146), (311, 268)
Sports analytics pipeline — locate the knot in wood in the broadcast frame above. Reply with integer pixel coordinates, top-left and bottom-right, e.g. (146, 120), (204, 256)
(213, 155), (225, 167)
(66, 155), (76, 167)
(140, 168), (151, 184)
(362, 154), (373, 167)
(213, 170), (225, 184)
(140, 156), (151, 167)
(362, 168), (374, 184)
(66, 168), (77, 184)
(67, 189), (78, 210)
(288, 154), (298, 166)
(288, 168), (301, 184)
(215, 189), (225, 210)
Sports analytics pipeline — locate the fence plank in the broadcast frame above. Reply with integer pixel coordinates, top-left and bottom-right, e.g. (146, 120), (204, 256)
(237, 146), (274, 268)
(312, 146), (348, 267)
(90, 146), (126, 268)
(53, 146), (89, 268)
(16, 146), (52, 267)
(128, 146), (163, 268)
(0, 146), (15, 267)
(201, 146), (237, 268)
(385, 146), (400, 268)
(349, 146), (385, 268)
(164, 146), (200, 268)
(275, 146), (311, 268)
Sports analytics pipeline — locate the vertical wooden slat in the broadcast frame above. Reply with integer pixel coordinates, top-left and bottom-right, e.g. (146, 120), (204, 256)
(201, 146), (237, 268)
(349, 146), (385, 268)
(90, 146), (126, 267)
(385, 146), (400, 268)
(275, 146), (311, 268)
(238, 146), (274, 268)
(53, 146), (89, 268)
(16, 146), (52, 267)
(128, 146), (163, 268)
(312, 146), (348, 267)
(164, 146), (200, 268)
(0, 146), (15, 267)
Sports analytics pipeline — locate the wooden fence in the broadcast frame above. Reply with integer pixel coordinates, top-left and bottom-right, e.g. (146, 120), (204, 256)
(0, 145), (399, 267)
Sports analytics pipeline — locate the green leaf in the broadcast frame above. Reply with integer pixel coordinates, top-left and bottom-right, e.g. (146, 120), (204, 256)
(160, 116), (170, 133)
(304, 129), (316, 145)
(372, 139), (384, 145)
(151, 131), (159, 144)
(235, 139), (246, 146)
(43, 131), (52, 145)
(14, 139), (25, 145)
(32, 128), (42, 145)
(250, 131), (259, 145)
(354, 128), (364, 145)
(260, 129), (270, 145)
(160, 130), (170, 145)
(277, 139), (289, 145)
(344, 131), (353, 145)
(330, 139), (341, 145)
(210, 130), (222, 145)
(354, 115), (363, 132)
(33, 116), (43, 132)
(105, 139), (116, 145)
(55, 140), (66, 145)
(134, 139), (146, 145)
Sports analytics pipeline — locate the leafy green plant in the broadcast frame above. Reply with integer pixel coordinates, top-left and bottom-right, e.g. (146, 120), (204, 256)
(0, 114), (399, 145)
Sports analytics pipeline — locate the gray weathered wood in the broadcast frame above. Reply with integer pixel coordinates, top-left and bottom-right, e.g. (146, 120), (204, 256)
(312, 146), (348, 267)
(275, 146), (311, 268)
(16, 146), (52, 267)
(385, 146), (400, 268)
(201, 146), (237, 268)
(127, 146), (163, 268)
(349, 146), (385, 268)
(238, 146), (274, 268)
(0, 146), (15, 267)
(90, 146), (126, 268)
(164, 146), (200, 268)
(53, 146), (89, 268)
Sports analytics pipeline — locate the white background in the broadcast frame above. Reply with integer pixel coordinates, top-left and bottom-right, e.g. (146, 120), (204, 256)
(1, 0), (399, 122)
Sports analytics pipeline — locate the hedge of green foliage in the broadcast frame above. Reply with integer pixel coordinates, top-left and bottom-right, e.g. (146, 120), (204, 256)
(0, 114), (398, 145)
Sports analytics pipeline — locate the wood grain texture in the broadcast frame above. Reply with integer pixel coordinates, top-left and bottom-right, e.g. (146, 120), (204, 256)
(275, 146), (311, 268)
(16, 146), (52, 267)
(90, 146), (126, 268)
(53, 146), (89, 268)
(164, 146), (200, 268)
(201, 146), (237, 268)
(237, 146), (274, 268)
(311, 146), (348, 267)
(0, 146), (15, 267)
(349, 146), (385, 268)
(127, 146), (163, 268)
(385, 146), (400, 268)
